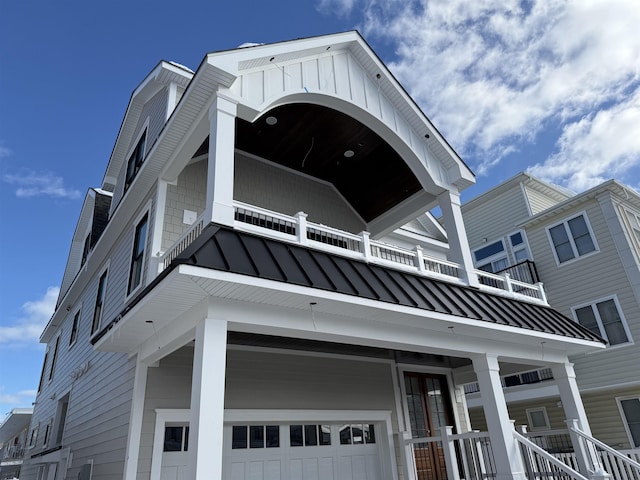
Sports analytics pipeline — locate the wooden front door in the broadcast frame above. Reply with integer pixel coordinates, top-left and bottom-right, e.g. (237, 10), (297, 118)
(404, 373), (455, 480)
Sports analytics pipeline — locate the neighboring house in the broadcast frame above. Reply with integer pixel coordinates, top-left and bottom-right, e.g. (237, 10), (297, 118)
(461, 172), (640, 452)
(0, 408), (33, 480)
(21, 32), (614, 480)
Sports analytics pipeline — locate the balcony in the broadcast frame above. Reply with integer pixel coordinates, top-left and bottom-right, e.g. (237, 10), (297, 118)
(158, 201), (547, 304)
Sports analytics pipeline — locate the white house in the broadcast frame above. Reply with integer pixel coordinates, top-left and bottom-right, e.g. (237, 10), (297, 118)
(0, 408), (33, 480)
(461, 173), (640, 458)
(22, 32), (612, 480)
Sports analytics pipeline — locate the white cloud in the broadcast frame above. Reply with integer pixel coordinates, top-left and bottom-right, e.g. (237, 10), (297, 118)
(316, 0), (358, 17)
(528, 88), (640, 191)
(0, 287), (59, 346)
(0, 388), (37, 405)
(320, 0), (640, 189)
(3, 171), (81, 199)
(0, 144), (10, 158)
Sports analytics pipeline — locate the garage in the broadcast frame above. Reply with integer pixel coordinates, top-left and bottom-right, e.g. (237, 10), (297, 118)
(152, 409), (396, 480)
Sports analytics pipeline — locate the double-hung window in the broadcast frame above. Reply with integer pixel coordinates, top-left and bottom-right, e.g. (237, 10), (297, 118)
(573, 296), (631, 346)
(69, 309), (80, 347)
(125, 130), (146, 192)
(508, 231), (531, 263)
(48, 335), (60, 382)
(128, 213), (148, 295)
(548, 213), (597, 264)
(618, 397), (640, 448)
(91, 270), (108, 334)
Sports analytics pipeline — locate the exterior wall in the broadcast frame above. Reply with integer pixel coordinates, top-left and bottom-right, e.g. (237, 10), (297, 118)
(583, 386), (640, 449)
(463, 184), (530, 248)
(112, 87), (169, 211)
(162, 160), (207, 251)
(526, 199), (640, 390)
(524, 185), (565, 215)
(234, 153), (366, 233)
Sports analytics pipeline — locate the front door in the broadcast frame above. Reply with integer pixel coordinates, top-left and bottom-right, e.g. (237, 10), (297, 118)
(404, 373), (455, 480)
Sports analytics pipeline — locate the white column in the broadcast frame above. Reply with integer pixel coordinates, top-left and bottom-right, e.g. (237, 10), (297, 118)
(123, 357), (149, 480)
(551, 363), (609, 478)
(472, 354), (526, 480)
(438, 190), (479, 287)
(188, 318), (228, 480)
(205, 93), (238, 227)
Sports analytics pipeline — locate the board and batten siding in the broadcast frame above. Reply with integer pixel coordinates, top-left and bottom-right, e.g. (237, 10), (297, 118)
(463, 185), (530, 249)
(234, 153), (366, 233)
(525, 198), (640, 391)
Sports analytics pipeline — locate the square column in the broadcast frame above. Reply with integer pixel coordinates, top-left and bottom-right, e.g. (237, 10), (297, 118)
(438, 190), (479, 287)
(205, 93), (238, 227)
(123, 357), (149, 480)
(472, 354), (525, 480)
(188, 318), (228, 480)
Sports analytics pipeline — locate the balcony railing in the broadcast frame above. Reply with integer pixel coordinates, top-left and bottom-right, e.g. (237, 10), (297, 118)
(463, 367), (554, 395)
(157, 201), (547, 303)
(1, 443), (25, 460)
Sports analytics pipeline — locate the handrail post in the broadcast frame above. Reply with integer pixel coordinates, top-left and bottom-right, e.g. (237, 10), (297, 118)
(360, 231), (372, 261)
(414, 245), (426, 273)
(295, 212), (308, 246)
(440, 426), (460, 480)
(401, 431), (417, 480)
(516, 425), (536, 480)
(568, 419), (597, 477)
(537, 282), (547, 303)
(504, 273), (514, 293)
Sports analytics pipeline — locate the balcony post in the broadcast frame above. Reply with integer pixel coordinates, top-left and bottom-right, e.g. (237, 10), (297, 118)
(438, 190), (479, 287)
(440, 426), (461, 480)
(295, 212), (308, 245)
(360, 231), (372, 261)
(414, 245), (426, 273)
(205, 93), (237, 227)
(536, 282), (547, 303)
(504, 273), (513, 293)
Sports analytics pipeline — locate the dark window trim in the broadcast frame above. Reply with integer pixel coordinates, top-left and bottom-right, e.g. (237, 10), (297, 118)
(125, 130), (147, 192)
(128, 212), (149, 295)
(91, 269), (109, 335)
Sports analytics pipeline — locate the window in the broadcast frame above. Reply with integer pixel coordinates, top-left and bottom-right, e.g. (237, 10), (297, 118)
(38, 351), (48, 392)
(573, 296), (631, 346)
(48, 335), (60, 382)
(69, 309), (81, 346)
(474, 240), (508, 273)
(290, 425), (330, 447)
(232, 425), (279, 449)
(618, 397), (640, 448)
(43, 422), (51, 447)
(163, 425), (189, 452)
(54, 394), (70, 446)
(526, 407), (550, 430)
(548, 213), (597, 264)
(28, 423), (39, 448)
(509, 231), (531, 263)
(339, 424), (376, 445)
(128, 213), (148, 295)
(91, 270), (108, 334)
(125, 130), (146, 191)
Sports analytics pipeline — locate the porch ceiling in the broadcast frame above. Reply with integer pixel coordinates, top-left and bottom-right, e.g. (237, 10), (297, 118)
(93, 224), (605, 356)
(235, 103), (424, 223)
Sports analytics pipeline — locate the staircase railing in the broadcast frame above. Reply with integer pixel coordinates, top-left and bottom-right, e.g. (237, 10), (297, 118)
(569, 421), (640, 480)
(514, 429), (588, 480)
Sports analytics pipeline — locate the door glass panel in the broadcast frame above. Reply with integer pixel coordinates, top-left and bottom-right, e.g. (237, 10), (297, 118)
(232, 426), (247, 449)
(250, 425), (264, 448)
(266, 425), (279, 448)
(304, 424), (318, 446)
(290, 425), (303, 447)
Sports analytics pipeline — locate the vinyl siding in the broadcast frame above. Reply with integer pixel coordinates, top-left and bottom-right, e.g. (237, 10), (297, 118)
(468, 397), (568, 432)
(526, 199), (640, 390)
(234, 153), (365, 233)
(112, 87), (169, 213)
(463, 185), (530, 249)
(524, 185), (564, 215)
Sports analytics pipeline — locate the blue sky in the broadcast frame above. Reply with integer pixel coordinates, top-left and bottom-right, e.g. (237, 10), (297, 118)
(1, 0), (639, 420)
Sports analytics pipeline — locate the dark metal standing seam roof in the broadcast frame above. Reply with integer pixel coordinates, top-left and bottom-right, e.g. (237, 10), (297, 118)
(174, 224), (604, 343)
(93, 223), (605, 345)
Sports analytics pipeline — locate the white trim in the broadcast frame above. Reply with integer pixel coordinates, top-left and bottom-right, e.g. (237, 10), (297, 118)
(227, 343), (395, 365)
(123, 357), (149, 480)
(571, 294), (633, 347)
(545, 210), (599, 266)
(151, 408), (398, 480)
(616, 395), (640, 448)
(124, 200), (153, 301)
(526, 406), (551, 431)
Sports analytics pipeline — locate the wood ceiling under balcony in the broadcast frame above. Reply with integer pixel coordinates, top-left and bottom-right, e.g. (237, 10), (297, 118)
(234, 103), (423, 223)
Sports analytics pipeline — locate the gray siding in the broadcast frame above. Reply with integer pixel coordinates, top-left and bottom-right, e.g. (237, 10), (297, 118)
(464, 185), (530, 248)
(234, 153), (366, 233)
(526, 200), (640, 390)
(162, 160), (207, 251)
(524, 185), (563, 215)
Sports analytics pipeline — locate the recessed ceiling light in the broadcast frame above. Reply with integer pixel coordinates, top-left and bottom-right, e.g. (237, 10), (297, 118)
(343, 150), (355, 158)
(266, 116), (278, 125)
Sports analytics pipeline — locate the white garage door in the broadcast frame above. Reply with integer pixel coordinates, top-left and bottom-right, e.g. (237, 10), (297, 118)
(222, 422), (382, 480)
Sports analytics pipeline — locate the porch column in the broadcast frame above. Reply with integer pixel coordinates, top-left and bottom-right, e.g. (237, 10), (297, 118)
(438, 190), (479, 287)
(188, 318), (228, 480)
(551, 363), (609, 478)
(123, 356), (149, 480)
(472, 354), (526, 480)
(205, 93), (237, 227)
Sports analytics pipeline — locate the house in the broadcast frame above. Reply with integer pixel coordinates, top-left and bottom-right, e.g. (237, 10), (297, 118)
(0, 408), (33, 480)
(21, 32), (614, 480)
(461, 172), (640, 453)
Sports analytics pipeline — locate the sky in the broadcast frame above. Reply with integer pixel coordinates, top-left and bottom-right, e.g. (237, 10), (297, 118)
(1, 0), (639, 421)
